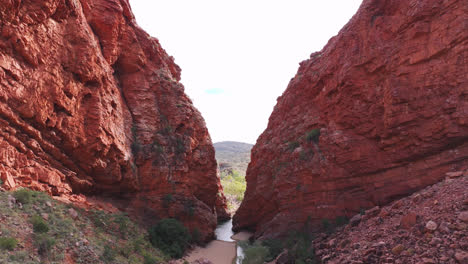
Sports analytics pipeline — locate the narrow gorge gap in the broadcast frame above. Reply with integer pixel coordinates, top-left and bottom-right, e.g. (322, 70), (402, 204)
(208, 141), (253, 263)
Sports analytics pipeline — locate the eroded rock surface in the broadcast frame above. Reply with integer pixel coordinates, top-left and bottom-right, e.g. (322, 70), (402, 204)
(234, 0), (468, 238)
(0, 0), (228, 240)
(314, 173), (468, 264)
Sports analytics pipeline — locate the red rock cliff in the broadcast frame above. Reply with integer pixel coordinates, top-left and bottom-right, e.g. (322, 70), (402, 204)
(0, 0), (228, 240)
(234, 0), (468, 238)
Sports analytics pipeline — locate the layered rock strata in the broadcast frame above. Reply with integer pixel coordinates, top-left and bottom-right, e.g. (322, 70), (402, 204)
(234, 0), (468, 238)
(0, 0), (228, 240)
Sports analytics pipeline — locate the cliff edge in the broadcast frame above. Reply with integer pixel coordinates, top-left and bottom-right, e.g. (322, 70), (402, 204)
(234, 0), (468, 238)
(0, 0), (228, 240)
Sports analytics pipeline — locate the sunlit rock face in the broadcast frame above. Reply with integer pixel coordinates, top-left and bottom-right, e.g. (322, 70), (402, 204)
(0, 0), (228, 240)
(234, 0), (468, 238)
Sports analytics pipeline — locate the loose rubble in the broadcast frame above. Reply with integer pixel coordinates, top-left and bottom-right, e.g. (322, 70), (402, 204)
(314, 174), (468, 263)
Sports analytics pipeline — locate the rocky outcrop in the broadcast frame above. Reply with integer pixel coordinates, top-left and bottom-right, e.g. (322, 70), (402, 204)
(0, 0), (227, 240)
(314, 172), (468, 263)
(234, 0), (468, 238)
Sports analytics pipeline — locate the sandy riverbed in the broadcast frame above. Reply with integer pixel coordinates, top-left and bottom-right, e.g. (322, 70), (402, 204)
(179, 240), (237, 264)
(177, 222), (252, 264)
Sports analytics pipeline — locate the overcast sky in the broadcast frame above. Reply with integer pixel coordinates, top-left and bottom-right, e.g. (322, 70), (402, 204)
(130, 0), (363, 144)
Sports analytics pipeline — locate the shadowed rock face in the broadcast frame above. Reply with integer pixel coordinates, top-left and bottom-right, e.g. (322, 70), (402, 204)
(234, 0), (468, 238)
(0, 0), (228, 240)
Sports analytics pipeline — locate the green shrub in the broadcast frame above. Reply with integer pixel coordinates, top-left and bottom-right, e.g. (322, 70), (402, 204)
(321, 218), (332, 233)
(306, 129), (321, 143)
(114, 213), (132, 238)
(31, 215), (49, 233)
(34, 234), (56, 256)
(119, 243), (133, 258)
(13, 188), (33, 204)
(288, 141), (300, 151)
(132, 236), (146, 254)
(9, 250), (27, 261)
(152, 140), (164, 154)
(162, 194), (174, 208)
(131, 141), (142, 154)
(335, 216), (349, 227)
(101, 244), (117, 263)
(262, 239), (283, 261)
(174, 137), (185, 154)
(0, 237), (18, 250)
(91, 210), (111, 229)
(149, 218), (190, 258)
(51, 217), (74, 238)
(183, 200), (195, 217)
(239, 241), (269, 264)
(143, 252), (159, 264)
(190, 228), (202, 245)
(285, 231), (316, 263)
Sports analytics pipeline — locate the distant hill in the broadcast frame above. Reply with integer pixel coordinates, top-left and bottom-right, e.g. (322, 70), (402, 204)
(214, 141), (253, 212)
(214, 141), (253, 176)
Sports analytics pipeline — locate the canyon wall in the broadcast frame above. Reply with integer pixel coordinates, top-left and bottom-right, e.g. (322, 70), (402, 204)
(234, 0), (468, 238)
(0, 0), (227, 240)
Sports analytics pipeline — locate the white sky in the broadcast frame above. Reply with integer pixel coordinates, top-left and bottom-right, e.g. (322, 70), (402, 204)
(130, 1), (363, 144)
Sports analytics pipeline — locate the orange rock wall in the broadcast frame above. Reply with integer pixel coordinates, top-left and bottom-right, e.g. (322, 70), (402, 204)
(0, 0), (227, 240)
(234, 0), (468, 238)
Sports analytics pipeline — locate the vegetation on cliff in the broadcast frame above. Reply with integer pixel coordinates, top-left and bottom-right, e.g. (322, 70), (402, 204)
(0, 188), (167, 264)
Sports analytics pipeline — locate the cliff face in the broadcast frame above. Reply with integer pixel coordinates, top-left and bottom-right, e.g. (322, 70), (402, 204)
(234, 0), (468, 238)
(0, 0), (227, 240)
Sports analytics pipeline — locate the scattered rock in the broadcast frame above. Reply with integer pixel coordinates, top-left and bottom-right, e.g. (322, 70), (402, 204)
(191, 258), (213, 264)
(349, 214), (362, 226)
(372, 241), (386, 248)
(421, 257), (436, 264)
(422, 191), (434, 199)
(339, 239), (351, 248)
(7, 195), (16, 208)
(41, 213), (49, 220)
(379, 209), (390, 218)
(392, 200), (404, 210)
(439, 221), (451, 233)
(328, 238), (337, 248)
(321, 255), (332, 262)
(412, 194), (422, 203)
(392, 244), (405, 255)
(46, 201), (52, 207)
(400, 212), (419, 229)
(429, 237), (442, 246)
(446, 171), (464, 178)
(68, 208), (79, 219)
(454, 251), (468, 264)
(458, 211), (468, 223)
(366, 206), (381, 218)
(311, 173), (468, 263)
(425, 221), (438, 232)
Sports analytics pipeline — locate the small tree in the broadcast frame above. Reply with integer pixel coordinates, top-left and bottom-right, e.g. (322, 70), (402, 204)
(149, 218), (190, 258)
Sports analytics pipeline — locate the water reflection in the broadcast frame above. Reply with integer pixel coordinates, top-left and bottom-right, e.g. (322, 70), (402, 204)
(215, 219), (235, 242)
(215, 219), (244, 263)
